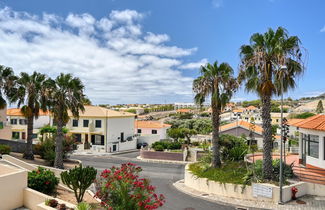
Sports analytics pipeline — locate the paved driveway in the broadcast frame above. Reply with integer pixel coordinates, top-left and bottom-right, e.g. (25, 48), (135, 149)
(72, 155), (236, 210)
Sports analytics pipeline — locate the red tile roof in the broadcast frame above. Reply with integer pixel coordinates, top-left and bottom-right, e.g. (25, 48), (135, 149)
(292, 115), (325, 131)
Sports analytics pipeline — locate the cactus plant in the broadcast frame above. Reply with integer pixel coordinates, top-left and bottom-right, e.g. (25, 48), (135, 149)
(60, 164), (97, 203)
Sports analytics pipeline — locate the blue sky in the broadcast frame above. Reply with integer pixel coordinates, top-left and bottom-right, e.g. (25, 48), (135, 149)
(0, 0), (324, 104)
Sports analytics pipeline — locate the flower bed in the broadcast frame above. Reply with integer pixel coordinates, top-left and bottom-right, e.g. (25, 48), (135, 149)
(184, 164), (307, 203)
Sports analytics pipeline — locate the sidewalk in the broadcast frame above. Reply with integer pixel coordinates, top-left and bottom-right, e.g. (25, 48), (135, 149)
(136, 156), (191, 165)
(173, 179), (325, 210)
(72, 149), (139, 156)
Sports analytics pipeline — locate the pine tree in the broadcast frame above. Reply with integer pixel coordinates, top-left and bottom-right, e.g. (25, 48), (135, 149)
(316, 100), (324, 114)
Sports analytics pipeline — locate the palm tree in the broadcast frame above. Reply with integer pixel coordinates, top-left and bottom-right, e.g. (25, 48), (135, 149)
(193, 61), (237, 168)
(10, 72), (49, 160)
(239, 27), (305, 179)
(48, 73), (85, 169)
(0, 65), (16, 109)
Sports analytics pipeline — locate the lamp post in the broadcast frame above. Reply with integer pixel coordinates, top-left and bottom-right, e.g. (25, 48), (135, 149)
(279, 65), (287, 204)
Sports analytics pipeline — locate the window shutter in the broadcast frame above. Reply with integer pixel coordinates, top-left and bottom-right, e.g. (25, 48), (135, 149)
(101, 135), (105, 145)
(91, 135), (95, 144)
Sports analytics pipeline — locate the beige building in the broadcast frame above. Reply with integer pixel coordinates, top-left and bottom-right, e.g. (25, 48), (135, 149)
(6, 108), (51, 141)
(67, 105), (137, 153)
(0, 106), (11, 140)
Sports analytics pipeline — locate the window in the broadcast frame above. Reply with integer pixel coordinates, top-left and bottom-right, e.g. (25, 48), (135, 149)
(95, 120), (102, 128)
(308, 134), (319, 158)
(152, 130), (158, 134)
(91, 135), (104, 145)
(0, 122), (3, 129)
(72, 119), (78, 127)
(10, 119), (17, 125)
(32, 133), (38, 139)
(19, 119), (27, 125)
(137, 129), (142, 134)
(276, 119), (279, 123)
(83, 120), (89, 127)
(120, 132), (124, 142)
(22, 132), (26, 140)
(12, 132), (19, 139)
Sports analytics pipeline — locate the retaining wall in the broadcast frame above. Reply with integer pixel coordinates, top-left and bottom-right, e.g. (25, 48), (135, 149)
(0, 139), (38, 154)
(140, 150), (183, 161)
(184, 164), (306, 203)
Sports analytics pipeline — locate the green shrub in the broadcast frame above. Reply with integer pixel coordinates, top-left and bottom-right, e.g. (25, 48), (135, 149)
(28, 167), (59, 195)
(191, 141), (200, 146)
(0, 144), (11, 155)
(61, 165), (97, 203)
(189, 161), (248, 185)
(220, 135), (248, 161)
(154, 144), (164, 151)
(152, 141), (181, 151)
(244, 159), (295, 185)
(35, 137), (75, 166)
(167, 142), (182, 150)
(76, 202), (92, 210)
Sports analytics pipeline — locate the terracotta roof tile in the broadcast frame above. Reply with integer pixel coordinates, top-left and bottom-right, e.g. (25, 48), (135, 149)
(294, 114), (325, 131)
(135, 120), (171, 129)
(220, 120), (263, 133)
(7, 108), (50, 116)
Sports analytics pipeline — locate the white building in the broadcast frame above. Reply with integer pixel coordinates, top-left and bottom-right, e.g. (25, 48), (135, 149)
(294, 115), (325, 169)
(6, 108), (51, 140)
(67, 105), (137, 153)
(134, 120), (171, 146)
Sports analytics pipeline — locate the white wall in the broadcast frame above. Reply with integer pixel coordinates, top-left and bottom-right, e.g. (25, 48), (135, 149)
(107, 117), (136, 151)
(299, 128), (325, 169)
(138, 134), (160, 145)
(136, 127), (169, 139)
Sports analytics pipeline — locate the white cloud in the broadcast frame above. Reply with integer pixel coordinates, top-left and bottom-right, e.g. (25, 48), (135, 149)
(212, 0), (223, 8)
(179, 58), (208, 70)
(0, 7), (199, 104)
(320, 26), (325, 32)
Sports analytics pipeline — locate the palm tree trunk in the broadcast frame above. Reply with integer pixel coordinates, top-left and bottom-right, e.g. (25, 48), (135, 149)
(23, 115), (34, 160)
(211, 101), (221, 168)
(54, 119), (64, 169)
(261, 94), (273, 180)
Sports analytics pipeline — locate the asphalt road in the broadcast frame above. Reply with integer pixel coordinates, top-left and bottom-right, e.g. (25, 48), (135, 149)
(72, 153), (236, 210)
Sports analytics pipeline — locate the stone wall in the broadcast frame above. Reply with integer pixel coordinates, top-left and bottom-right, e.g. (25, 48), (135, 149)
(0, 139), (38, 153)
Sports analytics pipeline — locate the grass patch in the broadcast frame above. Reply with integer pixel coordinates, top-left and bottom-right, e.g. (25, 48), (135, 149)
(188, 161), (248, 185)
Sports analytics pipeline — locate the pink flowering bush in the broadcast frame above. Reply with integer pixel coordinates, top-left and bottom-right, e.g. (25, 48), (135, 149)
(95, 163), (165, 210)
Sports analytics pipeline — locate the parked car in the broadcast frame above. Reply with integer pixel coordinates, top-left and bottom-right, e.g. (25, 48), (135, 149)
(137, 142), (148, 149)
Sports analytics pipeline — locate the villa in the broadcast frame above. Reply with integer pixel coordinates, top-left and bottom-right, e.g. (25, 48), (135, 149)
(135, 120), (171, 145)
(67, 105), (137, 153)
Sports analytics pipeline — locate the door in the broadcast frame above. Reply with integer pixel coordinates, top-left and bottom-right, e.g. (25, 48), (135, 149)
(112, 144), (117, 152)
(74, 134), (82, 143)
(22, 132), (26, 140)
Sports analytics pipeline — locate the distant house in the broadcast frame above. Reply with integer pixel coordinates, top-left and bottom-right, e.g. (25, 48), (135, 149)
(6, 108), (51, 141)
(67, 105), (137, 153)
(219, 120), (282, 149)
(176, 109), (192, 114)
(231, 109), (244, 120)
(0, 107), (11, 140)
(292, 115), (325, 169)
(135, 120), (171, 145)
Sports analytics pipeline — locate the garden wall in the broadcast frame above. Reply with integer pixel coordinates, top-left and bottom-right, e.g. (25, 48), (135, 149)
(0, 139), (38, 153)
(140, 150), (183, 161)
(184, 164), (307, 203)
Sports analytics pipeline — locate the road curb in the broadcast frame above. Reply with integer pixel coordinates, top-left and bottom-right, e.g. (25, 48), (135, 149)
(172, 180), (254, 210)
(136, 156), (190, 165)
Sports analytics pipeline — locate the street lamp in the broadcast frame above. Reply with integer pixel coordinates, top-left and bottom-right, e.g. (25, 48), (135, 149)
(279, 65), (287, 204)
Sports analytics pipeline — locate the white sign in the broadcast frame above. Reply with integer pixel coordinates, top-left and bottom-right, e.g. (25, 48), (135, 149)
(252, 184), (273, 198)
